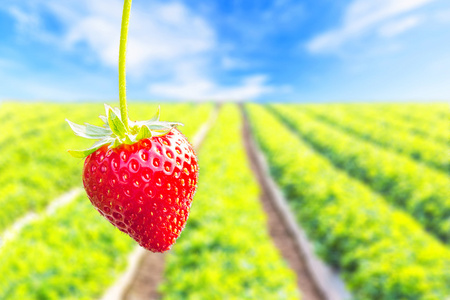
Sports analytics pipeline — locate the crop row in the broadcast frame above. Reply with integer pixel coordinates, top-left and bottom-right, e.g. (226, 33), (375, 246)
(350, 104), (448, 146)
(246, 104), (450, 299)
(376, 104), (449, 145)
(0, 103), (212, 233)
(0, 102), (58, 130)
(0, 193), (136, 300)
(300, 104), (449, 172)
(160, 104), (300, 299)
(271, 104), (450, 243)
(0, 105), (211, 299)
(358, 103), (449, 127)
(0, 104), (100, 233)
(0, 104), (74, 149)
(318, 103), (449, 145)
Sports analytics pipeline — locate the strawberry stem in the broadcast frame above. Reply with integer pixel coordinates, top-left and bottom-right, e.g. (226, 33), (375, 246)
(119, 0), (132, 131)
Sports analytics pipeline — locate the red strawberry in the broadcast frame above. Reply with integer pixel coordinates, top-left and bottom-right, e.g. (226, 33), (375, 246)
(66, 0), (199, 252)
(67, 105), (198, 252)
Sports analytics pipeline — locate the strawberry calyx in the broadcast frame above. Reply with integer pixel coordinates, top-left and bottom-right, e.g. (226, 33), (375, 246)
(66, 104), (182, 158)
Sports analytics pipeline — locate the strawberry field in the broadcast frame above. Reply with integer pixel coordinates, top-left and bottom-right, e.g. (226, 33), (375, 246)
(1, 101), (449, 300)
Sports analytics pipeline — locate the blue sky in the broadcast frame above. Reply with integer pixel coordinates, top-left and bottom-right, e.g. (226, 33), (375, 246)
(1, 0), (449, 102)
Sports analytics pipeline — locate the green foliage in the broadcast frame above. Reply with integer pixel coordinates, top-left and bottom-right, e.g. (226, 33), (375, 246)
(0, 103), (99, 233)
(247, 104), (450, 299)
(329, 103), (449, 145)
(0, 103), (212, 234)
(271, 104), (450, 243)
(0, 194), (135, 300)
(375, 103), (449, 128)
(299, 104), (449, 172)
(160, 104), (300, 300)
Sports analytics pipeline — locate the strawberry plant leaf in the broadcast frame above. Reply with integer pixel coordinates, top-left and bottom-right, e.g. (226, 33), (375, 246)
(113, 138), (122, 148)
(68, 139), (113, 158)
(66, 119), (90, 138)
(67, 105), (183, 158)
(136, 124), (152, 140)
(149, 105), (160, 122)
(124, 133), (138, 145)
(142, 121), (183, 130)
(99, 115), (108, 124)
(113, 107), (121, 119)
(66, 119), (109, 139)
(85, 123), (112, 137)
(107, 106), (127, 138)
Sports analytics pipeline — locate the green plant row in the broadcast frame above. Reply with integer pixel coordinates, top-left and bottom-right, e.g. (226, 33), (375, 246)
(246, 104), (450, 299)
(303, 103), (450, 145)
(160, 104), (300, 300)
(346, 104), (448, 146)
(300, 104), (449, 172)
(0, 102), (58, 131)
(271, 104), (450, 243)
(360, 103), (449, 127)
(0, 104), (100, 233)
(0, 103), (212, 233)
(0, 104), (73, 147)
(0, 103), (104, 179)
(0, 193), (136, 300)
(0, 114), (69, 154)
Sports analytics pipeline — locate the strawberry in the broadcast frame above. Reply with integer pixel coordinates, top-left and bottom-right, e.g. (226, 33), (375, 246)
(66, 0), (198, 252)
(66, 106), (198, 252)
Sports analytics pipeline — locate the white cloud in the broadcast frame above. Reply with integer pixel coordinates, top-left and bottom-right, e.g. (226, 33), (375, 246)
(7, 6), (39, 31)
(434, 9), (450, 23)
(0, 57), (116, 101)
(378, 15), (422, 38)
(220, 56), (250, 70)
(5, 0), (215, 76)
(306, 0), (434, 53)
(6, 6), (57, 43)
(0, 58), (20, 69)
(262, 0), (305, 26)
(149, 74), (274, 101)
(44, 0), (215, 77)
(4, 0), (276, 100)
(147, 59), (275, 100)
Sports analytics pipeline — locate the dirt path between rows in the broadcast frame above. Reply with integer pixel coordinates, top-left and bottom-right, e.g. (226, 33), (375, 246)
(241, 107), (325, 300)
(123, 252), (165, 300)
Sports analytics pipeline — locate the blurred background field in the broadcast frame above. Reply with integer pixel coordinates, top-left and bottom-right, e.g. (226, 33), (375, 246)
(1, 0), (449, 299)
(0, 102), (448, 299)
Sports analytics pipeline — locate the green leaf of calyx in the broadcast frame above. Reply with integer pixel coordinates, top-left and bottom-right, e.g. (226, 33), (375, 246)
(66, 119), (111, 139)
(67, 138), (114, 158)
(86, 123), (112, 136)
(149, 105), (160, 122)
(137, 120), (183, 130)
(136, 125), (152, 140)
(106, 104), (127, 138)
(124, 133), (138, 145)
(99, 115), (108, 124)
(67, 105), (182, 159)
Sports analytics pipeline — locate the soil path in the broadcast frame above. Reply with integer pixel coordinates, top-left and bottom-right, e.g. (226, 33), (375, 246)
(0, 188), (82, 249)
(241, 107), (325, 300)
(123, 251), (165, 300)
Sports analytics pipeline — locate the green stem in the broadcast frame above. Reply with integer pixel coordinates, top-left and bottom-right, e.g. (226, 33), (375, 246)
(119, 0), (132, 131)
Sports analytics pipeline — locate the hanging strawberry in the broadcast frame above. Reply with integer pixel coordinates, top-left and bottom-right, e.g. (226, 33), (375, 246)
(66, 0), (198, 253)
